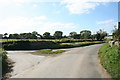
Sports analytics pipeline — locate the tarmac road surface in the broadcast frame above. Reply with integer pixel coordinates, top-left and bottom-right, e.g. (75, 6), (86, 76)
(7, 44), (110, 78)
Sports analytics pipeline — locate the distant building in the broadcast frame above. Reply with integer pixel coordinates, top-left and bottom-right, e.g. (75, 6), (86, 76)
(104, 35), (113, 39)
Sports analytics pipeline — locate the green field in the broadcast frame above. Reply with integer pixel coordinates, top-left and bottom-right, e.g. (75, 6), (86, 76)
(0, 39), (97, 43)
(0, 39), (54, 42)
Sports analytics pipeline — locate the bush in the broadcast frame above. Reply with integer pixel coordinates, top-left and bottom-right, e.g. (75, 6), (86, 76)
(99, 43), (120, 79)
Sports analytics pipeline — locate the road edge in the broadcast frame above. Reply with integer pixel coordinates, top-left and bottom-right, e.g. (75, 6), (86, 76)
(97, 56), (112, 78)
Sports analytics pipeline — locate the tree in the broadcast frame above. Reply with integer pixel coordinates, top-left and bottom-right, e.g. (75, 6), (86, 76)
(37, 34), (43, 39)
(63, 35), (68, 38)
(112, 25), (119, 40)
(32, 31), (39, 39)
(43, 32), (51, 39)
(32, 31), (38, 36)
(69, 32), (77, 39)
(91, 34), (96, 40)
(9, 33), (20, 39)
(112, 29), (119, 40)
(73, 34), (81, 39)
(19, 33), (37, 39)
(3, 33), (8, 39)
(54, 31), (63, 39)
(80, 30), (91, 39)
(95, 29), (108, 41)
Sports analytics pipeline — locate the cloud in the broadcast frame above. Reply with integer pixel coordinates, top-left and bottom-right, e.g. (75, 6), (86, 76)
(42, 22), (75, 29)
(0, 16), (36, 33)
(0, 0), (118, 13)
(53, 10), (61, 14)
(96, 19), (114, 24)
(61, 0), (119, 14)
(96, 19), (118, 34)
(32, 4), (38, 8)
(96, 19), (118, 27)
(0, 0), (61, 6)
(90, 0), (119, 2)
(34, 16), (47, 20)
(0, 16), (76, 34)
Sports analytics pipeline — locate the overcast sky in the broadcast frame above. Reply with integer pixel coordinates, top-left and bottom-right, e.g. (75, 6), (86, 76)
(0, 0), (119, 35)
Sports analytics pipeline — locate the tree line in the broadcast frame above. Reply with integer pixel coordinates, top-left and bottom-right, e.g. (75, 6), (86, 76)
(1, 29), (108, 41)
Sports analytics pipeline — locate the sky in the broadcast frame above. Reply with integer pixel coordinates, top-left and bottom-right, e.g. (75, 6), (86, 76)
(0, 0), (119, 36)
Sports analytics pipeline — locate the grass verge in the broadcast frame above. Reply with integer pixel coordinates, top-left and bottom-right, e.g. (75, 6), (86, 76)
(36, 49), (65, 54)
(98, 43), (120, 79)
(0, 48), (14, 80)
(0, 48), (8, 75)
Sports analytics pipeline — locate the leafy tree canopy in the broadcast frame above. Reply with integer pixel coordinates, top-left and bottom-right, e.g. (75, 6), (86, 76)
(54, 31), (63, 39)
(80, 30), (91, 39)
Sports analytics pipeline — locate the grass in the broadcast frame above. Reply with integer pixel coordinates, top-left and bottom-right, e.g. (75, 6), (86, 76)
(52, 50), (66, 54)
(0, 39), (98, 43)
(0, 39), (51, 42)
(36, 49), (65, 54)
(0, 48), (8, 76)
(60, 41), (104, 48)
(98, 43), (120, 79)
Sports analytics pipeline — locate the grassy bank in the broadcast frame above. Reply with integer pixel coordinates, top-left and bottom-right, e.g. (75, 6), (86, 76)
(98, 43), (120, 79)
(0, 48), (8, 77)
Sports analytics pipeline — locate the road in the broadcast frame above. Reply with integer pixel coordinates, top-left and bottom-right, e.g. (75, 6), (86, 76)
(7, 44), (110, 78)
